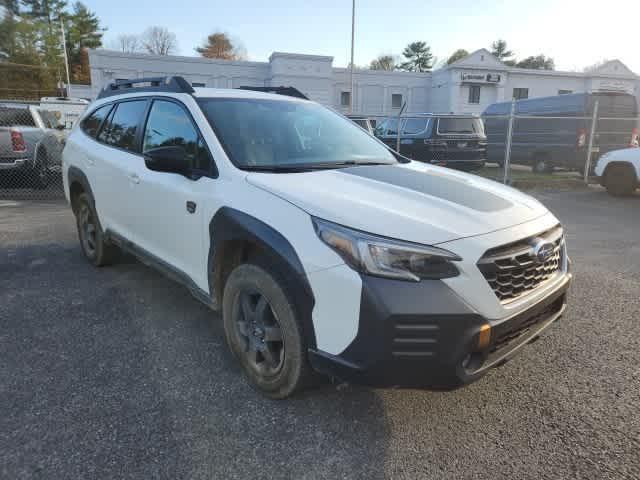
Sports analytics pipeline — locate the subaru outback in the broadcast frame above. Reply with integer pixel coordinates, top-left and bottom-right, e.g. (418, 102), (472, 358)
(63, 77), (571, 399)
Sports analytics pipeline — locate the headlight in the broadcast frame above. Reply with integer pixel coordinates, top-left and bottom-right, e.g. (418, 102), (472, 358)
(313, 218), (461, 281)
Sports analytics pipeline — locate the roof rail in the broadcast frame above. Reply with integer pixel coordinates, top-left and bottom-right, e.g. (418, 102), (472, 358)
(97, 76), (195, 99)
(237, 86), (309, 100)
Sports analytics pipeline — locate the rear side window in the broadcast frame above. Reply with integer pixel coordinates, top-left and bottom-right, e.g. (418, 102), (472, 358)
(98, 100), (147, 152)
(437, 117), (484, 135)
(143, 100), (212, 173)
(81, 104), (112, 138)
(0, 108), (35, 127)
(402, 118), (429, 135)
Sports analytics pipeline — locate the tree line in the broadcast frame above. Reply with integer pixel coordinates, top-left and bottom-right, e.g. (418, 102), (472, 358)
(1, 0), (103, 88)
(368, 39), (555, 72)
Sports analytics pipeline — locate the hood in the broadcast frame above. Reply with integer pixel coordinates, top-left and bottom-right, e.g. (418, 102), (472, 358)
(247, 162), (550, 245)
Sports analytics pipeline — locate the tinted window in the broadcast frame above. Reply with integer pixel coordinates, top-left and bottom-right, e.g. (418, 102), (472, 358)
(402, 118), (429, 135)
(99, 100), (147, 151)
(199, 98), (396, 168)
(391, 94), (403, 108)
(81, 105), (112, 137)
(143, 100), (211, 173)
(438, 117), (484, 135)
(0, 108), (35, 127)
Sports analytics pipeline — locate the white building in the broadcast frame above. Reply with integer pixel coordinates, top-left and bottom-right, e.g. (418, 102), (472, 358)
(89, 48), (639, 115)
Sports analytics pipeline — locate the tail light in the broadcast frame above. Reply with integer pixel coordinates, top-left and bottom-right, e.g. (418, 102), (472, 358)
(630, 128), (639, 148)
(10, 129), (26, 152)
(577, 129), (587, 148)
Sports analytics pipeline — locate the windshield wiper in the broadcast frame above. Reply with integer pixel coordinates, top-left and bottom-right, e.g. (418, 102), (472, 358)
(241, 160), (393, 173)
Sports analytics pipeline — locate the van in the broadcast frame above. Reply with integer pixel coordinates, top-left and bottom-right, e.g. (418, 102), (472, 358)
(482, 92), (639, 173)
(374, 114), (487, 171)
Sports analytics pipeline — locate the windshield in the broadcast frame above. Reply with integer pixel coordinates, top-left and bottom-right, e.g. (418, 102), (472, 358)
(198, 98), (397, 169)
(437, 117), (484, 135)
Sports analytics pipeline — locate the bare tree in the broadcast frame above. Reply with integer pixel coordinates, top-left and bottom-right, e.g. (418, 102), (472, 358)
(369, 54), (396, 70)
(112, 34), (141, 54)
(141, 26), (177, 56)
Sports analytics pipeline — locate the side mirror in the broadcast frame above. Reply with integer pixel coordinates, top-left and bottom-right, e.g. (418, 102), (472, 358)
(144, 146), (189, 175)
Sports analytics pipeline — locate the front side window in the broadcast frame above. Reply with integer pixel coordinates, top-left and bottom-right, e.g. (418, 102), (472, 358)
(143, 100), (211, 173)
(198, 98), (397, 169)
(81, 104), (112, 138)
(99, 100), (147, 152)
(468, 85), (481, 104)
(437, 117), (484, 135)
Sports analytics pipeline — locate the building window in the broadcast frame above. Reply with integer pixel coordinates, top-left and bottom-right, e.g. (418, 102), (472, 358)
(192, 82), (205, 88)
(558, 89), (573, 95)
(513, 88), (529, 100)
(468, 85), (481, 104)
(340, 91), (351, 107)
(391, 93), (403, 109)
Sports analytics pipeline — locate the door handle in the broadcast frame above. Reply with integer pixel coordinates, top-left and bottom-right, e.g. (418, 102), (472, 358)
(186, 201), (196, 214)
(129, 173), (140, 184)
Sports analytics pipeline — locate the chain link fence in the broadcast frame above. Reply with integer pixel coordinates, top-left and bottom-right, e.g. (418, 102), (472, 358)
(354, 102), (639, 187)
(0, 99), (70, 200)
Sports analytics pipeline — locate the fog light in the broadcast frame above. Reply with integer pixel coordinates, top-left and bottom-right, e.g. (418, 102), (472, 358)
(477, 324), (491, 350)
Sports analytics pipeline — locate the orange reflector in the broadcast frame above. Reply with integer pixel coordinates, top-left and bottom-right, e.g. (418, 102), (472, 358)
(478, 324), (492, 350)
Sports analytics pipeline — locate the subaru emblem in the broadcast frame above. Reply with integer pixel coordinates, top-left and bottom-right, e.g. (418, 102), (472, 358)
(533, 240), (554, 263)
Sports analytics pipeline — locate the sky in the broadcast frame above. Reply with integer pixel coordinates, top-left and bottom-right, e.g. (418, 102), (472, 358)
(83, 0), (639, 73)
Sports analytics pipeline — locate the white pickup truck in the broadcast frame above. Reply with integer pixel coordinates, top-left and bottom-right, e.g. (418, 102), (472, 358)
(594, 147), (640, 196)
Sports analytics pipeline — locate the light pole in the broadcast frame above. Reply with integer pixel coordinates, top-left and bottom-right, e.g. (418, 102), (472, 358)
(349, 0), (355, 114)
(60, 17), (72, 98)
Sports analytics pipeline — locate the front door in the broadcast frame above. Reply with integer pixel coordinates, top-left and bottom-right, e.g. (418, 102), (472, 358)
(133, 99), (215, 289)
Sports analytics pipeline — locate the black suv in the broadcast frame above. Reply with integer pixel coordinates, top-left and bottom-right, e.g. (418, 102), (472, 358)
(374, 114), (487, 171)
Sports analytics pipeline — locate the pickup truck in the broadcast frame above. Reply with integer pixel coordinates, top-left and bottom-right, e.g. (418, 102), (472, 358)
(0, 103), (65, 189)
(594, 147), (640, 196)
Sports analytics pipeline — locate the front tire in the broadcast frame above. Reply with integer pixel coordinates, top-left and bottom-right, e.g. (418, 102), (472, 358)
(604, 164), (637, 196)
(532, 155), (553, 174)
(75, 192), (120, 266)
(222, 263), (313, 399)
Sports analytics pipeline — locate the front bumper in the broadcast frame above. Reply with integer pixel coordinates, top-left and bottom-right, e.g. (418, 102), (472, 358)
(309, 272), (571, 389)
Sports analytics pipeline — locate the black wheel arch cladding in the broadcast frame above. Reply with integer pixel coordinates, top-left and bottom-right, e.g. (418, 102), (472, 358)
(67, 166), (96, 213)
(208, 207), (317, 349)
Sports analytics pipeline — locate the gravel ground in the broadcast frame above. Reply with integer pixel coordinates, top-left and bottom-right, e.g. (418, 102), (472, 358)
(1, 189), (639, 480)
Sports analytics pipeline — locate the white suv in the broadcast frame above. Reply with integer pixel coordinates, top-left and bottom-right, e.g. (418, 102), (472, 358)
(63, 77), (572, 398)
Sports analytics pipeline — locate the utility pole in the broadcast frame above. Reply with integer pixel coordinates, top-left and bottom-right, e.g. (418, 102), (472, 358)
(60, 17), (72, 98)
(349, 0), (355, 114)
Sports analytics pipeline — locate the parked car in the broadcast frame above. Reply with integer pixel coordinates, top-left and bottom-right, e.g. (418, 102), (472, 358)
(63, 76), (572, 398)
(482, 91), (639, 174)
(0, 103), (66, 188)
(374, 114), (487, 171)
(346, 115), (375, 135)
(594, 147), (640, 195)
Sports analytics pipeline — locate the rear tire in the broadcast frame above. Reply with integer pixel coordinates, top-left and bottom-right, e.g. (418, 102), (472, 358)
(75, 192), (120, 266)
(222, 262), (314, 399)
(604, 164), (637, 196)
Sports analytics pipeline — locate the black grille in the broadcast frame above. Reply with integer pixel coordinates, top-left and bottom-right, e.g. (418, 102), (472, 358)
(478, 225), (564, 303)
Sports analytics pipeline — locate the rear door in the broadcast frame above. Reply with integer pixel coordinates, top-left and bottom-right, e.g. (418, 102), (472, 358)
(91, 99), (149, 241)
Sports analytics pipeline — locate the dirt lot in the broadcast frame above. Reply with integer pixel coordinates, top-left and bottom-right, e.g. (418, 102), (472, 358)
(1, 189), (639, 480)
